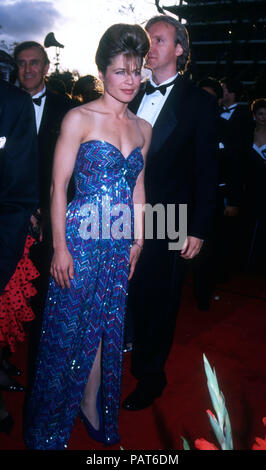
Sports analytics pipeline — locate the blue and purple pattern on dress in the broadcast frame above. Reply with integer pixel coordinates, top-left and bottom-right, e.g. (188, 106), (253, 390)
(24, 140), (144, 449)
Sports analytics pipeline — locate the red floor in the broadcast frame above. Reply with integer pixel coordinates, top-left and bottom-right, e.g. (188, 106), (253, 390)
(1, 272), (266, 450)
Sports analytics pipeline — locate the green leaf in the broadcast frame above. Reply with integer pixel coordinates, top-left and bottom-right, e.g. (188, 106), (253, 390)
(203, 354), (234, 450)
(207, 412), (225, 448)
(181, 436), (190, 450)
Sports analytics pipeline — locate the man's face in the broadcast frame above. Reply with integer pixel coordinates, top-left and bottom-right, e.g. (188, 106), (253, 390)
(145, 21), (183, 78)
(221, 83), (235, 107)
(16, 46), (49, 96)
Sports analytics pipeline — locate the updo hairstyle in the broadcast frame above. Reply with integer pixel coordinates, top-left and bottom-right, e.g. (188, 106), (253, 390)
(95, 24), (150, 74)
(251, 98), (266, 115)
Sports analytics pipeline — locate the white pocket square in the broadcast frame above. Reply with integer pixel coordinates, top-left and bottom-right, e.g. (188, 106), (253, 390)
(0, 137), (6, 149)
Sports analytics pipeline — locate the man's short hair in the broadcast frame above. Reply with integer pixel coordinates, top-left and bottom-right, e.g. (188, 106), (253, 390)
(14, 41), (50, 65)
(198, 77), (223, 100)
(220, 77), (243, 101)
(145, 15), (190, 74)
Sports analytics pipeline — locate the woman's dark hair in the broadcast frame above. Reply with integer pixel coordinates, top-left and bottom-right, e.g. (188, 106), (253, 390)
(95, 24), (150, 74)
(145, 15), (190, 74)
(251, 98), (266, 114)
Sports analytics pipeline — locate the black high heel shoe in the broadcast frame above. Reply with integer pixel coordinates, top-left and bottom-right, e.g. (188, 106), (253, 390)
(0, 414), (14, 434)
(79, 389), (105, 444)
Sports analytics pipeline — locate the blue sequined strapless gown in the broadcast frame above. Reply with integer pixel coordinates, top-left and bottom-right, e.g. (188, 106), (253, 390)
(24, 140), (144, 449)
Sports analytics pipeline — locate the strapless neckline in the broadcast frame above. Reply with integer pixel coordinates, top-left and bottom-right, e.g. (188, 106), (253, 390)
(80, 139), (143, 162)
(253, 143), (266, 160)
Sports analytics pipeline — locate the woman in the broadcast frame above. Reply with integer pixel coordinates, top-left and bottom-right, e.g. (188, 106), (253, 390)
(24, 23), (151, 449)
(252, 98), (266, 161)
(245, 99), (266, 272)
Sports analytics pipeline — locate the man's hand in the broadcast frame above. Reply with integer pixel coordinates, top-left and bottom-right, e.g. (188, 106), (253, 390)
(224, 205), (239, 217)
(128, 243), (143, 280)
(30, 208), (43, 241)
(180, 236), (203, 260)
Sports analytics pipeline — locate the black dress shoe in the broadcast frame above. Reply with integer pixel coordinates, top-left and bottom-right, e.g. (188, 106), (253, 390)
(122, 386), (163, 411)
(0, 414), (14, 434)
(123, 342), (133, 353)
(0, 379), (24, 392)
(1, 360), (22, 377)
(197, 300), (210, 311)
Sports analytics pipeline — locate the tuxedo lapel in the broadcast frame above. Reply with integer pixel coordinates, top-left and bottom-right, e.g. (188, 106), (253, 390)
(38, 91), (62, 144)
(148, 76), (186, 157)
(38, 93), (50, 139)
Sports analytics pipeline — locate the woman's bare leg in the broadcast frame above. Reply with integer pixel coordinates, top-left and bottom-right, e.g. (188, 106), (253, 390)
(80, 340), (102, 430)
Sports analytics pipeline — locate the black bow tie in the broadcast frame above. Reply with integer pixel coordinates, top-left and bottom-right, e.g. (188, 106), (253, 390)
(145, 78), (176, 96)
(32, 92), (46, 106)
(221, 105), (237, 114)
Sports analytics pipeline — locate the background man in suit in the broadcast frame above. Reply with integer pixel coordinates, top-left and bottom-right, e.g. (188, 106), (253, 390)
(14, 42), (74, 386)
(0, 78), (38, 430)
(122, 15), (218, 411)
(14, 41), (73, 302)
(220, 77), (254, 198)
(219, 77), (254, 276)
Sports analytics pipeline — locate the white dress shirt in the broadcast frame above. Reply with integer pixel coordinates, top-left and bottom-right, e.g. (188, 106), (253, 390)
(219, 104), (238, 148)
(32, 85), (46, 133)
(137, 73), (178, 127)
(253, 143), (266, 161)
(220, 103), (237, 121)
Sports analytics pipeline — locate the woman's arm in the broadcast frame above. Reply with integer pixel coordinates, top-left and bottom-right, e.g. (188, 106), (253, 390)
(49, 108), (84, 288)
(128, 119), (152, 280)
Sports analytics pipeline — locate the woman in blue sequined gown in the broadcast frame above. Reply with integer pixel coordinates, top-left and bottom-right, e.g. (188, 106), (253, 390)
(24, 24), (151, 449)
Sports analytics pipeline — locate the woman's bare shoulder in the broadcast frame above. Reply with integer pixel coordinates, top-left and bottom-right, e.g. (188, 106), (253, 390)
(61, 100), (103, 136)
(138, 116), (152, 132)
(66, 98), (103, 118)
(128, 110), (152, 134)
(137, 116), (152, 141)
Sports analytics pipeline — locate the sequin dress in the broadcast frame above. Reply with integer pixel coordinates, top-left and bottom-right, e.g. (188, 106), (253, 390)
(24, 140), (144, 449)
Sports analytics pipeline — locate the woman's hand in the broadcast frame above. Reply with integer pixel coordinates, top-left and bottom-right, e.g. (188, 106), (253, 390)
(50, 248), (74, 288)
(128, 242), (143, 280)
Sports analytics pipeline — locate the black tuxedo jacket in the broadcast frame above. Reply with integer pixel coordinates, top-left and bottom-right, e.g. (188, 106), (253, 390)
(222, 104), (254, 148)
(130, 76), (218, 240)
(0, 80), (38, 294)
(218, 104), (254, 206)
(38, 89), (74, 211)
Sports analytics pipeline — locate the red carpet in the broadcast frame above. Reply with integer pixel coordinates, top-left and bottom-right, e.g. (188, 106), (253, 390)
(1, 273), (266, 450)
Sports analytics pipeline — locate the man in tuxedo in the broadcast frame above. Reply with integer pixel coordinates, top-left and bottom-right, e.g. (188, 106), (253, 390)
(219, 77), (254, 274)
(14, 41), (73, 297)
(0, 79), (38, 428)
(193, 77), (243, 308)
(14, 41), (73, 234)
(122, 15), (218, 411)
(220, 77), (254, 197)
(14, 42), (73, 385)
